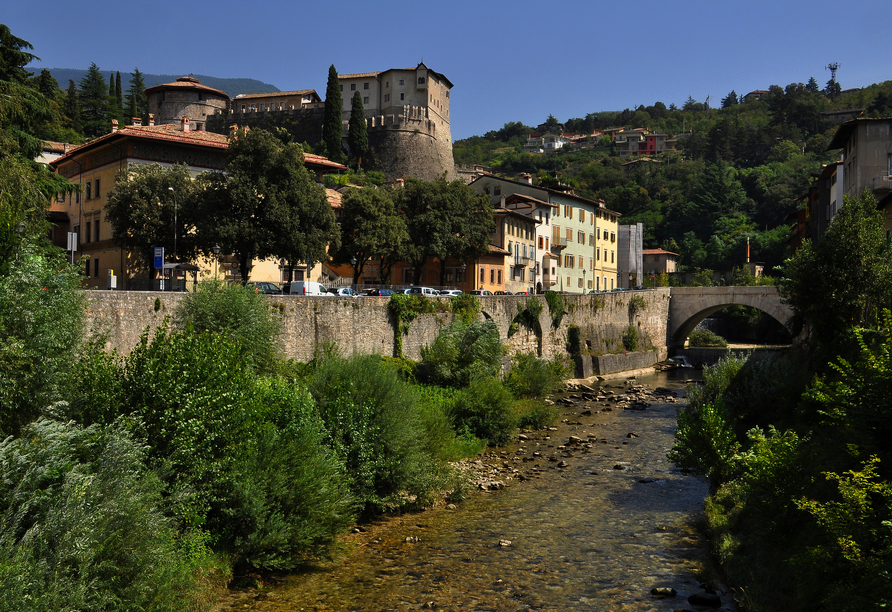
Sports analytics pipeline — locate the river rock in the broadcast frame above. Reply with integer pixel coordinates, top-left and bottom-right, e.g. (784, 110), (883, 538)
(688, 592), (721, 607)
(650, 587), (677, 598)
(567, 436), (583, 445)
(499, 539), (512, 547)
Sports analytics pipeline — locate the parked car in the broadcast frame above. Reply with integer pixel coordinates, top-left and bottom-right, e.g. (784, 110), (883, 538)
(469, 289), (493, 296)
(439, 289), (463, 296)
(284, 281), (330, 296)
(405, 286), (439, 297)
(328, 287), (359, 297)
(245, 281), (282, 295)
(361, 288), (394, 297)
(513, 290), (531, 295)
(493, 290), (513, 295)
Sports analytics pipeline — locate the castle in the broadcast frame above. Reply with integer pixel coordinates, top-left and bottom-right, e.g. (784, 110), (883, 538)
(195, 62), (455, 181)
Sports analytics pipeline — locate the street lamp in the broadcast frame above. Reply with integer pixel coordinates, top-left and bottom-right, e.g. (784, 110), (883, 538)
(350, 255), (357, 286)
(460, 261), (467, 291)
(168, 187), (177, 262)
(212, 244), (221, 278)
(582, 268), (586, 294)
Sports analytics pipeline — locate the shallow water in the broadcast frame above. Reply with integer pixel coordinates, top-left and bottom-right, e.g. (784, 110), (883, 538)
(219, 371), (734, 611)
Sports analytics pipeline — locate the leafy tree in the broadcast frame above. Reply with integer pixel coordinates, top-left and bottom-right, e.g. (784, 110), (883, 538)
(197, 127), (339, 283)
(539, 113), (562, 133)
(393, 177), (494, 286)
(825, 77), (841, 99)
(779, 191), (892, 349)
(321, 64), (343, 161)
(127, 67), (148, 123)
(330, 187), (408, 284)
(348, 90), (368, 168)
(0, 24), (36, 83)
(78, 63), (109, 138)
(105, 163), (198, 277)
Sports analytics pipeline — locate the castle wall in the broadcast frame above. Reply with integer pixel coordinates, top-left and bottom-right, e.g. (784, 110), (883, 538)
(147, 90), (229, 126)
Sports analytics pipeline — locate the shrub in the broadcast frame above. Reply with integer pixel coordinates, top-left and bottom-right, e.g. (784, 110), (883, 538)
(515, 399), (559, 430)
(544, 292), (565, 328)
(421, 319), (504, 388)
(505, 352), (569, 399)
(450, 376), (516, 446)
(308, 354), (449, 513)
(622, 325), (638, 351)
(449, 293), (482, 325)
(175, 279), (282, 373)
(0, 418), (228, 612)
(688, 328), (729, 347)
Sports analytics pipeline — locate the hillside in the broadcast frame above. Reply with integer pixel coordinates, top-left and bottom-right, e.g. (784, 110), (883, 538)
(47, 68), (280, 97)
(454, 80), (892, 275)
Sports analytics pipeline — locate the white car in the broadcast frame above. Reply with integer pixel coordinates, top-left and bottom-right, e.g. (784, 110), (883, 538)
(405, 286), (439, 297)
(439, 289), (463, 296)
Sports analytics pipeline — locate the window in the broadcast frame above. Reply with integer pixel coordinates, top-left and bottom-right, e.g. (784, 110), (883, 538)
(94, 258), (99, 277)
(497, 270), (502, 284)
(350, 84), (356, 91)
(578, 278), (583, 288)
(363, 97), (369, 104)
(386, 81), (389, 88)
(597, 248), (600, 260)
(418, 77), (425, 84)
(400, 93), (405, 101)
(490, 269), (494, 284)
(610, 278), (614, 290)
(75, 187), (80, 204)
(589, 233), (594, 246)
(597, 228), (601, 239)
(384, 94), (390, 102)
(85, 221), (91, 243)
(578, 230), (585, 243)
(399, 79), (405, 86)
(564, 204), (573, 217)
(611, 232), (616, 242)
(85, 259), (90, 277)
(579, 208), (584, 222)
(85, 182), (92, 200)
(538, 236), (544, 249)
(566, 228), (572, 242)
(596, 276), (600, 291)
(94, 220), (99, 241)
(363, 82), (369, 90)
(611, 250), (614, 263)
(340, 85), (343, 92)
(480, 268), (485, 282)
(494, 185), (501, 196)
(95, 178), (100, 197)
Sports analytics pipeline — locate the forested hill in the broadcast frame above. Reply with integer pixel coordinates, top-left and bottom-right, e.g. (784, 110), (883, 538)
(47, 68), (279, 97)
(454, 80), (892, 274)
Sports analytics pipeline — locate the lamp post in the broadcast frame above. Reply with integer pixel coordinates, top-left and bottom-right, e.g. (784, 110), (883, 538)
(582, 268), (586, 294)
(350, 255), (357, 287)
(212, 244), (221, 279)
(168, 187), (177, 262)
(460, 261), (467, 291)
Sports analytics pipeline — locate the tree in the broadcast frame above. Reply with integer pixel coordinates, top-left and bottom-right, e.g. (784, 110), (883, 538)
(64, 79), (81, 133)
(127, 68), (148, 123)
(721, 90), (739, 108)
(79, 63), (109, 138)
(539, 114), (562, 133)
(393, 177), (494, 286)
(331, 187), (408, 284)
(779, 191), (892, 348)
(321, 64), (343, 161)
(197, 127), (339, 284)
(34, 68), (58, 100)
(825, 78), (841, 99)
(805, 77), (820, 94)
(105, 163), (198, 277)
(347, 91), (368, 169)
(114, 71), (123, 118)
(0, 24), (37, 83)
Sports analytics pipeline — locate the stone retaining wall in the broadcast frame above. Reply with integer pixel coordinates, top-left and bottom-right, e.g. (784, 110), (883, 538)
(86, 289), (671, 365)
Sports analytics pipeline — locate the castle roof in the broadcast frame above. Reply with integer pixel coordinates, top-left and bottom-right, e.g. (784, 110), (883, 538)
(339, 63), (453, 89)
(234, 89), (319, 100)
(144, 76), (229, 100)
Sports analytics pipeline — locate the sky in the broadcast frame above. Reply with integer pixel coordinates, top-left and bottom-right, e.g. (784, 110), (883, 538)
(6, 0), (892, 141)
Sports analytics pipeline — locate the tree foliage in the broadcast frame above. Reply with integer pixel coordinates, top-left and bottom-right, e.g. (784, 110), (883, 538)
(321, 64), (343, 161)
(348, 90), (368, 168)
(78, 63), (109, 138)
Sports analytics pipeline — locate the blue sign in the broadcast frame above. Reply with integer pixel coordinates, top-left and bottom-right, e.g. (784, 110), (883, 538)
(154, 247), (164, 269)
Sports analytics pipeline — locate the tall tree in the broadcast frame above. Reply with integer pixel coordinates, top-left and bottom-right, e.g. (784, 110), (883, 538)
(330, 187), (407, 284)
(127, 68), (148, 123)
(0, 24), (36, 83)
(79, 63), (109, 138)
(394, 177), (494, 286)
(64, 79), (81, 133)
(721, 90), (739, 108)
(197, 128), (339, 284)
(322, 64), (343, 162)
(348, 91), (369, 169)
(805, 77), (820, 94)
(34, 68), (58, 100)
(114, 71), (123, 116)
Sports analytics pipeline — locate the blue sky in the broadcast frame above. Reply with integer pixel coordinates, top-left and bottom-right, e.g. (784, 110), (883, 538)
(7, 0), (891, 140)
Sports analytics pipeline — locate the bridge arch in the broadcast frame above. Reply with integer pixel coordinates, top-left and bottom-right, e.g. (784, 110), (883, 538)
(668, 286), (793, 347)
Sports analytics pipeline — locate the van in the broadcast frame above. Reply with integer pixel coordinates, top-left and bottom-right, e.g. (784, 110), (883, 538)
(284, 281), (330, 296)
(405, 286), (438, 297)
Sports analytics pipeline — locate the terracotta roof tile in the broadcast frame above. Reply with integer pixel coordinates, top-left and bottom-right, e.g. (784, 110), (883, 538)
(642, 249), (678, 256)
(144, 76), (229, 99)
(234, 90), (318, 100)
(339, 72), (381, 79)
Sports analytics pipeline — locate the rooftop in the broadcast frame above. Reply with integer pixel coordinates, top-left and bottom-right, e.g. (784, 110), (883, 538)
(234, 90), (318, 100)
(144, 76), (229, 100)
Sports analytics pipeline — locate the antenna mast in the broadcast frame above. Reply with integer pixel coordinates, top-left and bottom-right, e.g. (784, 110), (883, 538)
(825, 62), (840, 81)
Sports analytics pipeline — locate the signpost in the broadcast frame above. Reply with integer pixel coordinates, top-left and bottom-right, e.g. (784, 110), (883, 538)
(154, 247), (164, 290)
(67, 232), (77, 265)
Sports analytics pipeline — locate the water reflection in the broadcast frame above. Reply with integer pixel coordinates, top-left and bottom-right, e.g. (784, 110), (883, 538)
(219, 371), (735, 611)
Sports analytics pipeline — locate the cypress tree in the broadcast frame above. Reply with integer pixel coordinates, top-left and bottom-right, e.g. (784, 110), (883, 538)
(322, 64), (343, 161)
(348, 90), (368, 169)
(127, 68), (148, 123)
(65, 79), (81, 133)
(115, 71), (123, 114)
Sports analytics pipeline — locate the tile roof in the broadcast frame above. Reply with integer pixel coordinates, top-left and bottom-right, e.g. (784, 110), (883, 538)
(144, 76), (229, 99)
(488, 244), (510, 255)
(642, 249), (678, 256)
(303, 152), (347, 171)
(326, 188), (342, 208)
(339, 72), (382, 79)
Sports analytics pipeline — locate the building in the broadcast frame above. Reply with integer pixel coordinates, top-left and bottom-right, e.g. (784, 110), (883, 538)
(145, 76), (230, 131)
(470, 173), (621, 293)
(614, 128), (677, 157)
(491, 208), (540, 293)
(617, 223), (643, 288)
(232, 90), (322, 113)
(501, 191), (558, 292)
(744, 90), (769, 102)
(523, 132), (575, 154)
(642, 249), (678, 280)
(49, 118), (345, 289)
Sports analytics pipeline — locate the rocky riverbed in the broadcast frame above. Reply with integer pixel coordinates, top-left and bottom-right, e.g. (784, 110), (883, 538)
(217, 374), (737, 611)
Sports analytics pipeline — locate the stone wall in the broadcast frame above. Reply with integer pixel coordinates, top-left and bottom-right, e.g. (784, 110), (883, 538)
(87, 289), (671, 365)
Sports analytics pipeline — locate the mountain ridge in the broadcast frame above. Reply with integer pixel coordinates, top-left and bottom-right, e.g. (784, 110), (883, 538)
(46, 68), (281, 98)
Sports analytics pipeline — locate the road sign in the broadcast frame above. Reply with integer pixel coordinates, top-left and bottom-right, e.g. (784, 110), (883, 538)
(154, 247), (164, 269)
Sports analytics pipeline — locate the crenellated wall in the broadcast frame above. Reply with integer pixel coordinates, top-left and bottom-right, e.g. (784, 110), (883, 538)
(86, 289), (671, 364)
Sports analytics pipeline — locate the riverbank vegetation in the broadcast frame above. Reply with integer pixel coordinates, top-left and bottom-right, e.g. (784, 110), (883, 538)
(0, 247), (568, 610)
(669, 192), (892, 612)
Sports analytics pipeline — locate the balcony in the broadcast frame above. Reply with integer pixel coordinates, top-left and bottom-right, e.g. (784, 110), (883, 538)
(512, 255), (534, 267)
(866, 175), (892, 195)
(550, 236), (567, 250)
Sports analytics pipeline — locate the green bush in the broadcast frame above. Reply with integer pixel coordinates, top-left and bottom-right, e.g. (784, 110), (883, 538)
(544, 292), (565, 328)
(421, 319), (504, 388)
(309, 354), (450, 513)
(505, 352), (569, 399)
(449, 293), (482, 325)
(515, 399), (559, 430)
(688, 328), (729, 347)
(622, 325), (638, 351)
(174, 279), (282, 373)
(450, 376), (516, 446)
(0, 418), (228, 612)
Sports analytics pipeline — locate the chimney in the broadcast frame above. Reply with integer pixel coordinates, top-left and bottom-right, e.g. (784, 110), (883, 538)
(148, 113), (155, 126)
(111, 119), (118, 132)
(396, 178), (405, 188)
(229, 124), (239, 135)
(519, 172), (532, 185)
(132, 117), (142, 126)
(63, 143), (70, 154)
(499, 194), (506, 208)
(181, 116), (190, 133)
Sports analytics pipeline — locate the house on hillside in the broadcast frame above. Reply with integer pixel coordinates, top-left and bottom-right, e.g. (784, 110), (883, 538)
(614, 128), (677, 157)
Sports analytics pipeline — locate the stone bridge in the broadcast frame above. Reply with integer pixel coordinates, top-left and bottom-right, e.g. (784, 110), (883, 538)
(667, 286), (793, 347)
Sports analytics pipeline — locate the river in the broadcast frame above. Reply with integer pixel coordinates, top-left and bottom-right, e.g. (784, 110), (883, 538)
(217, 370), (736, 611)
